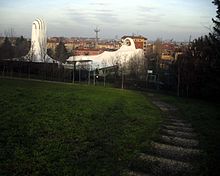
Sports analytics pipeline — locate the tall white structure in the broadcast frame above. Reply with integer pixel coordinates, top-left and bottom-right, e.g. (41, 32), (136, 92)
(25, 18), (55, 63)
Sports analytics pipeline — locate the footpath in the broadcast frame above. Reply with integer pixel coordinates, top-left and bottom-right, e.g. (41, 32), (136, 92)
(125, 94), (202, 176)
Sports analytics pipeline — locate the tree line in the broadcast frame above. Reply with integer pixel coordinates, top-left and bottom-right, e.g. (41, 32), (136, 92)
(0, 36), (29, 60)
(175, 0), (220, 99)
(0, 36), (70, 63)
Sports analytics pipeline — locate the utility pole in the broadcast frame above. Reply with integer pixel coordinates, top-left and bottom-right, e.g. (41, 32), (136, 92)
(88, 66), (90, 85)
(103, 69), (106, 87)
(79, 62), (81, 83)
(72, 61), (77, 84)
(121, 64), (124, 89)
(121, 72), (124, 89)
(177, 59), (180, 97)
(93, 70), (96, 85)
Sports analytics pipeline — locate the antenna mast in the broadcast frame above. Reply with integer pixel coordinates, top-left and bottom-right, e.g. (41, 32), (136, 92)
(94, 27), (100, 48)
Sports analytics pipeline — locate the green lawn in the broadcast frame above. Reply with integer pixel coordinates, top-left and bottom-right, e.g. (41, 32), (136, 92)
(155, 93), (220, 176)
(0, 78), (161, 176)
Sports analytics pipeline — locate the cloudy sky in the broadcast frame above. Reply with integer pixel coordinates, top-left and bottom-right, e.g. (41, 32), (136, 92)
(0, 0), (216, 41)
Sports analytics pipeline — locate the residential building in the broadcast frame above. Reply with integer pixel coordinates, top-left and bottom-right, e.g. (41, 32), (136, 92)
(121, 35), (147, 54)
(74, 48), (104, 56)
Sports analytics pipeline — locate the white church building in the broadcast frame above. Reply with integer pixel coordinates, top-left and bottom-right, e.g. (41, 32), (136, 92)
(66, 37), (144, 69)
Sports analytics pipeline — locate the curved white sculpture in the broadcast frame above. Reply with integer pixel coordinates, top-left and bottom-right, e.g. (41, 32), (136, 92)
(67, 38), (144, 69)
(25, 18), (56, 63)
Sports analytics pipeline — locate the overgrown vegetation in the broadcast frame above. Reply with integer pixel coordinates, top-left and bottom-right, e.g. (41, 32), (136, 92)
(0, 78), (161, 176)
(175, 0), (220, 99)
(155, 93), (220, 176)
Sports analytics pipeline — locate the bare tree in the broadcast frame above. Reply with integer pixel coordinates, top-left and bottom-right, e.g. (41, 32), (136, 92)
(118, 54), (127, 89)
(154, 38), (162, 90)
(109, 55), (120, 81)
(4, 28), (15, 38)
(4, 28), (16, 44)
(127, 54), (146, 82)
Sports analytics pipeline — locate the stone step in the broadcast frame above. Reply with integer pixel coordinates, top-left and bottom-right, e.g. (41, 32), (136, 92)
(163, 122), (192, 128)
(160, 128), (197, 139)
(130, 153), (194, 176)
(158, 107), (169, 112)
(147, 142), (201, 162)
(152, 101), (170, 107)
(164, 118), (187, 124)
(168, 107), (178, 111)
(152, 101), (172, 112)
(125, 170), (153, 176)
(165, 117), (186, 121)
(156, 135), (199, 148)
(162, 124), (194, 133)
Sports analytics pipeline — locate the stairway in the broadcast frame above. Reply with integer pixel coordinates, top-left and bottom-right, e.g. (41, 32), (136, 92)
(125, 100), (201, 176)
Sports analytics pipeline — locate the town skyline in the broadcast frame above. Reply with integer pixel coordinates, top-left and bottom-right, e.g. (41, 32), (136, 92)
(0, 0), (217, 41)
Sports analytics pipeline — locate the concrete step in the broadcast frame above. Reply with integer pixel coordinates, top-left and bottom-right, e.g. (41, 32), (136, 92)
(163, 122), (192, 128)
(162, 124), (194, 133)
(152, 101), (177, 112)
(160, 128), (197, 139)
(131, 153), (194, 176)
(166, 115), (182, 119)
(156, 135), (199, 148)
(147, 142), (201, 162)
(125, 170), (153, 176)
(164, 118), (187, 123)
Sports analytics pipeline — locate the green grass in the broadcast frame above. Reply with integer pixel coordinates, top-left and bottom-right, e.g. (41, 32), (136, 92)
(155, 93), (220, 176)
(0, 78), (161, 176)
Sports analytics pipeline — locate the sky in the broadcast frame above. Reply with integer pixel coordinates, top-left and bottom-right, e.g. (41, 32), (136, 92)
(0, 0), (217, 41)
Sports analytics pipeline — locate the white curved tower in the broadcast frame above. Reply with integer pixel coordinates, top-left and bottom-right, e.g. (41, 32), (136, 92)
(26, 18), (55, 63)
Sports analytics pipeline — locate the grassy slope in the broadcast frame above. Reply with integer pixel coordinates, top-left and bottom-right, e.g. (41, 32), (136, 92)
(0, 78), (161, 176)
(156, 94), (220, 176)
